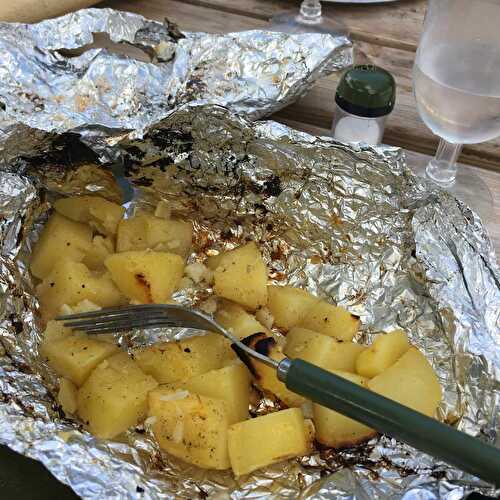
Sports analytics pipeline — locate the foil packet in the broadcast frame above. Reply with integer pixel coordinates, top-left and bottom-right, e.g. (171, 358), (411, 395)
(0, 7), (499, 500)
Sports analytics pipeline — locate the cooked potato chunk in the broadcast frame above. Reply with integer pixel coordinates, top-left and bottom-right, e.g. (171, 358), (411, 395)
(244, 333), (305, 408)
(284, 327), (365, 373)
(213, 242), (267, 311)
(37, 260), (125, 320)
(182, 362), (251, 424)
(42, 335), (118, 386)
(298, 301), (359, 341)
(77, 352), (158, 439)
(116, 214), (192, 258)
(205, 252), (225, 271)
(105, 250), (184, 303)
(82, 235), (114, 270)
(215, 301), (270, 340)
(149, 387), (230, 469)
(41, 319), (72, 347)
(134, 334), (231, 384)
(267, 286), (319, 331)
(356, 330), (410, 378)
(57, 378), (78, 415)
(313, 371), (377, 448)
(30, 213), (92, 279)
(228, 408), (310, 476)
(368, 347), (442, 417)
(54, 195), (125, 236)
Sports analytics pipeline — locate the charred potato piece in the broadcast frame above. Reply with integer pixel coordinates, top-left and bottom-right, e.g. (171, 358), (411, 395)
(215, 300), (271, 340)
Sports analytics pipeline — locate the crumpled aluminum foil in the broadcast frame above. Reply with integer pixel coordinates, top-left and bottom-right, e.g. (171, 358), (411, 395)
(0, 105), (498, 499)
(0, 8), (498, 500)
(0, 7), (352, 163)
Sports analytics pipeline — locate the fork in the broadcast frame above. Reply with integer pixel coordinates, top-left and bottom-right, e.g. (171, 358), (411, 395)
(58, 304), (500, 486)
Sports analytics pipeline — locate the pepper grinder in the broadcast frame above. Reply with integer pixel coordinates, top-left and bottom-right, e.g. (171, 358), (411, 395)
(331, 65), (396, 145)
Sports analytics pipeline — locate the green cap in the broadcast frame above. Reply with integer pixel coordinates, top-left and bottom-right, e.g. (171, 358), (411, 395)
(335, 65), (396, 118)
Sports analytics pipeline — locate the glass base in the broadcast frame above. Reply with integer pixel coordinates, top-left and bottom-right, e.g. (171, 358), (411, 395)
(426, 158), (457, 186)
(413, 159), (494, 225)
(270, 11), (348, 36)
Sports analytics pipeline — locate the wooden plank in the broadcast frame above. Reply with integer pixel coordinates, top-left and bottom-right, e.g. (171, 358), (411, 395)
(180, 0), (427, 51)
(97, 0), (500, 172)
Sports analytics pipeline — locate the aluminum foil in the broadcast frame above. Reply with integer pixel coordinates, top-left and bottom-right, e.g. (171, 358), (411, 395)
(0, 8), (498, 500)
(0, 7), (352, 163)
(0, 104), (498, 499)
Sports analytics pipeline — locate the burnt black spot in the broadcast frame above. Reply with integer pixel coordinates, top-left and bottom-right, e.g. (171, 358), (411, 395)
(263, 175), (282, 197)
(184, 348), (191, 353)
(136, 486), (145, 493)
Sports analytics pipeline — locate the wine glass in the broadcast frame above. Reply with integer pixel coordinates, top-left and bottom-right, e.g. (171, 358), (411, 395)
(413, 0), (500, 213)
(270, 0), (348, 36)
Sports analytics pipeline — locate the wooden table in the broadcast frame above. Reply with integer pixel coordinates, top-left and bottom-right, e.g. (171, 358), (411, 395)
(97, 0), (499, 255)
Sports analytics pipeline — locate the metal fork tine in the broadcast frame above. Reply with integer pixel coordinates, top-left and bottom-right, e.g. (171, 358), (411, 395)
(56, 304), (169, 321)
(73, 320), (180, 334)
(62, 313), (170, 329)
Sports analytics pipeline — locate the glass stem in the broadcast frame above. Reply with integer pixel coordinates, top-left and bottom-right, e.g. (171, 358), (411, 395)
(299, 0), (322, 24)
(426, 138), (463, 185)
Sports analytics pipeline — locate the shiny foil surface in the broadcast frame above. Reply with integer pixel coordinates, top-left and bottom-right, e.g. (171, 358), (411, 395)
(0, 9), (498, 500)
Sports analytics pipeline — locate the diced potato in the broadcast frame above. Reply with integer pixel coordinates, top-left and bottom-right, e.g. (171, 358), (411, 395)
(116, 214), (192, 258)
(37, 260), (125, 320)
(182, 362), (251, 424)
(82, 235), (114, 270)
(228, 408), (310, 476)
(284, 327), (366, 373)
(30, 213), (92, 279)
(298, 301), (359, 341)
(215, 301), (271, 340)
(116, 215), (148, 252)
(41, 319), (72, 347)
(77, 352), (158, 439)
(356, 330), (410, 378)
(304, 418), (316, 452)
(149, 387), (230, 470)
(267, 286), (320, 331)
(133, 334), (231, 384)
(205, 252), (225, 271)
(105, 250), (184, 303)
(57, 378), (78, 415)
(368, 347), (442, 417)
(54, 195), (125, 236)
(213, 242), (268, 311)
(145, 216), (192, 258)
(244, 333), (305, 408)
(313, 371), (377, 448)
(42, 335), (118, 386)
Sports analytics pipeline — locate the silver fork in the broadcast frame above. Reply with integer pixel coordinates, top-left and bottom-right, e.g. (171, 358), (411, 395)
(57, 304), (500, 486)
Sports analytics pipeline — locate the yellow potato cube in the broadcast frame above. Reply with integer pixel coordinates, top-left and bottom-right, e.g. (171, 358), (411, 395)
(82, 235), (115, 270)
(57, 378), (78, 415)
(149, 387), (230, 470)
(205, 252), (225, 270)
(105, 250), (184, 303)
(77, 352), (158, 439)
(213, 242), (268, 311)
(145, 217), (192, 258)
(245, 333), (305, 408)
(41, 319), (72, 346)
(116, 215), (149, 252)
(228, 408), (310, 476)
(313, 371), (377, 448)
(54, 195), (125, 236)
(215, 301), (271, 340)
(133, 334), (230, 384)
(298, 301), (359, 341)
(368, 347), (442, 417)
(37, 260), (125, 321)
(356, 330), (410, 378)
(42, 335), (118, 386)
(183, 362), (251, 424)
(30, 213), (92, 279)
(267, 286), (320, 331)
(285, 327), (365, 373)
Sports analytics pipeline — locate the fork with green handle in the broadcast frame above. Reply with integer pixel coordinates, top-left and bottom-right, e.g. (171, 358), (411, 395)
(59, 303), (500, 487)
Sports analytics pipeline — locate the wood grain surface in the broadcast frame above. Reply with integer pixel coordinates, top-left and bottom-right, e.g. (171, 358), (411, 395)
(97, 0), (499, 255)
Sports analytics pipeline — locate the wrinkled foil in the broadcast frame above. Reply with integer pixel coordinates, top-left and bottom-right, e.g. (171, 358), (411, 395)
(0, 7), (352, 163)
(0, 8), (498, 500)
(0, 105), (498, 499)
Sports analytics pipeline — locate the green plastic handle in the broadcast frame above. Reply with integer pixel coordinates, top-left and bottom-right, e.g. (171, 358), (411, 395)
(280, 358), (500, 486)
